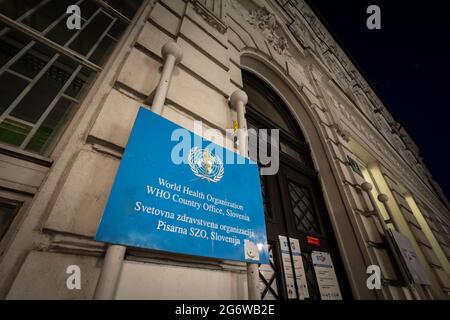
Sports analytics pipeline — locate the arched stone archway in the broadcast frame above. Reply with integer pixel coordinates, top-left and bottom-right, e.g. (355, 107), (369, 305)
(239, 51), (376, 299)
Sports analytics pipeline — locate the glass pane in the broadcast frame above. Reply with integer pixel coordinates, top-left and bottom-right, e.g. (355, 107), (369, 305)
(259, 175), (271, 219)
(0, 0), (143, 154)
(244, 86), (293, 134)
(288, 181), (320, 234)
(107, 20), (127, 39)
(78, 0), (98, 19)
(0, 118), (32, 146)
(0, 199), (21, 241)
(68, 11), (112, 56)
(45, 1), (100, 46)
(280, 142), (304, 164)
(0, 21), (33, 70)
(25, 96), (74, 153)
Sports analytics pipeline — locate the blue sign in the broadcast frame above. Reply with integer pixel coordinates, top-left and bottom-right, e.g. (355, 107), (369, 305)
(95, 107), (269, 263)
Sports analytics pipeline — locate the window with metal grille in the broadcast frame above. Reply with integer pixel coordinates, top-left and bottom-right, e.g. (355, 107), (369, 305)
(287, 181), (320, 234)
(258, 243), (279, 300)
(0, 198), (22, 241)
(0, 0), (143, 155)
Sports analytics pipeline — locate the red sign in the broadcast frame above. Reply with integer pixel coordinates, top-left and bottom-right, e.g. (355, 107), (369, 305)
(307, 236), (320, 247)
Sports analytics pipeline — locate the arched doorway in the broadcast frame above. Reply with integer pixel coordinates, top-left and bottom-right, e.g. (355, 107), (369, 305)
(243, 70), (352, 300)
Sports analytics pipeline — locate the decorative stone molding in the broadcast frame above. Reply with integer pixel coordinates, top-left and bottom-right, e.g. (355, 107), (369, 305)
(404, 149), (418, 166)
(244, 8), (289, 55)
(353, 85), (376, 122)
(185, 0), (227, 34)
(374, 113), (392, 137)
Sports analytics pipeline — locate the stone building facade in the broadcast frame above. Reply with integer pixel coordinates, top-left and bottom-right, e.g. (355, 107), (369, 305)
(0, 0), (449, 299)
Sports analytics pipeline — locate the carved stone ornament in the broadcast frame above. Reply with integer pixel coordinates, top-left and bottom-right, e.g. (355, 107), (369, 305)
(289, 21), (314, 50)
(185, 0), (227, 34)
(353, 86), (376, 122)
(245, 8), (289, 55)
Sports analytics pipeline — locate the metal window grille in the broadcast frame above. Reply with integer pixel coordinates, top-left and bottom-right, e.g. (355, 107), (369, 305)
(258, 243), (279, 300)
(0, 0), (142, 155)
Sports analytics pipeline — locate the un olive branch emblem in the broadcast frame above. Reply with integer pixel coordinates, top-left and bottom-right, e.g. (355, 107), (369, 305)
(188, 147), (224, 183)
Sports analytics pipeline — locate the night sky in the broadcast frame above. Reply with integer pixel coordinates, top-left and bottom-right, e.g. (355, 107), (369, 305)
(305, 0), (450, 200)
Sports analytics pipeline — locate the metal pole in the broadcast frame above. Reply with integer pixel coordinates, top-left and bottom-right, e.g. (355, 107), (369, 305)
(149, 42), (183, 115)
(93, 41), (182, 300)
(230, 90), (260, 300)
(93, 245), (126, 299)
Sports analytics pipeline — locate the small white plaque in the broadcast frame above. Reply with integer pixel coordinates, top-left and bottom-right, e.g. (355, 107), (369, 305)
(312, 251), (342, 300)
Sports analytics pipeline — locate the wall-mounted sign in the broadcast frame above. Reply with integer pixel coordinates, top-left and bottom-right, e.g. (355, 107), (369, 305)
(312, 251), (342, 300)
(279, 235), (309, 300)
(390, 230), (431, 285)
(95, 107), (269, 264)
(307, 236), (320, 247)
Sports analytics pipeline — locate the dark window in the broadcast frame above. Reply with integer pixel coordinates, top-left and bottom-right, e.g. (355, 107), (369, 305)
(302, 252), (320, 300)
(0, 198), (21, 241)
(259, 174), (272, 220)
